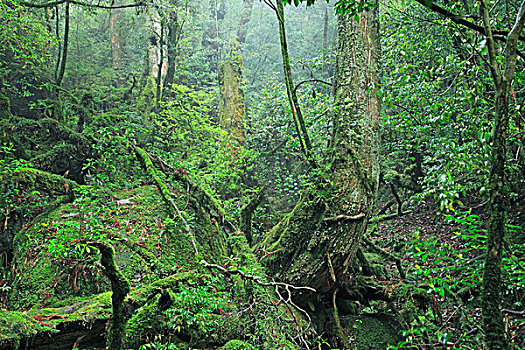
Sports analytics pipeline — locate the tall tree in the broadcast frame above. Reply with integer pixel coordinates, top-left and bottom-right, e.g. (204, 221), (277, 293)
(261, 0), (380, 301)
(109, 0), (124, 73)
(479, 1), (525, 348)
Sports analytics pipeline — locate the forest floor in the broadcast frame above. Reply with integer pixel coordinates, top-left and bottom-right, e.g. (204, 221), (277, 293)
(369, 201), (525, 349)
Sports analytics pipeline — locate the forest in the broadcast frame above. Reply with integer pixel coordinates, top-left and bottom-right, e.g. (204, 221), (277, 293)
(0, 0), (524, 349)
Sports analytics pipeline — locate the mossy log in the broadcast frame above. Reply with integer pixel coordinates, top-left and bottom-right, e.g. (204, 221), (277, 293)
(0, 168), (77, 263)
(0, 168), (77, 196)
(0, 113), (92, 183)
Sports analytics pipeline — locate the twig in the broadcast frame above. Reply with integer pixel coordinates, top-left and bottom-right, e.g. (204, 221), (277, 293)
(501, 308), (525, 316)
(323, 212), (365, 224)
(201, 260), (315, 292)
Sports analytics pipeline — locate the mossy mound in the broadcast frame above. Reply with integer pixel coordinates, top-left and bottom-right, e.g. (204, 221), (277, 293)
(7, 184), (227, 310)
(0, 309), (57, 345)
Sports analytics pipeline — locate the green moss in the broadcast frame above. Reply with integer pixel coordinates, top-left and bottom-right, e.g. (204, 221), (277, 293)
(137, 76), (157, 119)
(259, 195), (327, 278)
(0, 93), (11, 119)
(221, 339), (255, 350)
(0, 309), (57, 343)
(342, 313), (402, 349)
(34, 292), (112, 325)
(0, 167), (77, 195)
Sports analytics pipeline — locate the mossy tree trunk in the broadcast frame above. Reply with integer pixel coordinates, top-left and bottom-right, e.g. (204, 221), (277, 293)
(218, 57), (246, 146)
(164, 5), (184, 92)
(260, 4), (380, 295)
(109, 0), (124, 86)
(89, 242), (130, 350)
(479, 1), (525, 349)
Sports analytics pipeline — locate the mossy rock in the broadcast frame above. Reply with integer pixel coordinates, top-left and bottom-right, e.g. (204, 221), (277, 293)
(342, 313), (403, 349)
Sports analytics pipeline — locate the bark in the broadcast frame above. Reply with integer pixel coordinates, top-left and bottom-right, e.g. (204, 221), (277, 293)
(203, 0), (224, 73)
(322, 2), (329, 75)
(164, 9), (183, 90)
(89, 242), (130, 350)
(218, 57), (246, 145)
(146, 8), (167, 83)
(260, 3), (380, 296)
(240, 186), (267, 245)
(155, 20), (165, 102)
(274, 1), (315, 168)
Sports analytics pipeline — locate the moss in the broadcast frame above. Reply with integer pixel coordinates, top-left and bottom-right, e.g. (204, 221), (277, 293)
(89, 242), (130, 350)
(0, 309), (57, 344)
(0, 167), (77, 195)
(35, 292), (112, 325)
(0, 93), (11, 119)
(221, 339), (255, 350)
(342, 313), (402, 349)
(259, 195), (327, 281)
(137, 75), (157, 119)
(218, 56), (246, 145)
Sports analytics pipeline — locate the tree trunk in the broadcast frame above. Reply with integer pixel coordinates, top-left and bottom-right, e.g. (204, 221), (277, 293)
(164, 10), (182, 90)
(218, 57), (246, 146)
(109, 1), (124, 75)
(146, 8), (166, 83)
(56, 1), (70, 87)
(322, 2), (329, 76)
(260, 3), (380, 295)
(274, 0), (315, 167)
(478, 2), (525, 349)
(236, 0), (254, 49)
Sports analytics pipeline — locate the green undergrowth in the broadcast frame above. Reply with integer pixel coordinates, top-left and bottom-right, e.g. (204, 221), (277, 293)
(3, 174), (306, 348)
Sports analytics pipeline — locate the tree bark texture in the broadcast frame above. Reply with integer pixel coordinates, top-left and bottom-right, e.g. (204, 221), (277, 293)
(164, 10), (183, 89)
(56, 1), (70, 87)
(260, 4), (380, 295)
(218, 56), (246, 145)
(236, 0), (254, 48)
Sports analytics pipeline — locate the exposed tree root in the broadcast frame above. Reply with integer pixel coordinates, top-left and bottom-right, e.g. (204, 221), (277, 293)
(88, 241), (130, 350)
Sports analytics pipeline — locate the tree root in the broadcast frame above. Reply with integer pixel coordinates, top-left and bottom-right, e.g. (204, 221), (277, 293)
(362, 237), (406, 279)
(88, 241), (130, 350)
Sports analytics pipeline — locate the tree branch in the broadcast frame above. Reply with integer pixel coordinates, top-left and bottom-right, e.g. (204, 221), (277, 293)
(20, 0), (144, 9)
(293, 79), (332, 95)
(504, 0), (525, 81)
(414, 0), (525, 42)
